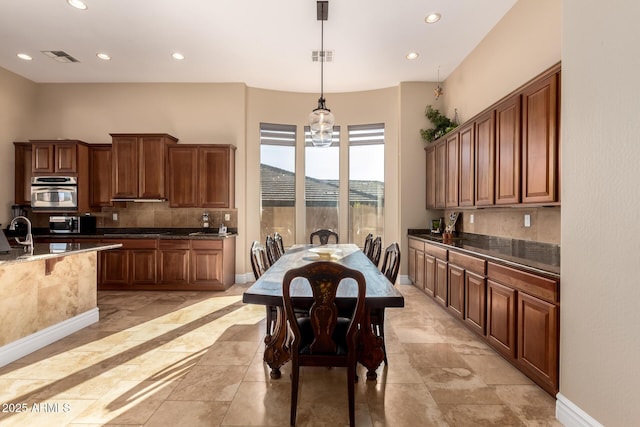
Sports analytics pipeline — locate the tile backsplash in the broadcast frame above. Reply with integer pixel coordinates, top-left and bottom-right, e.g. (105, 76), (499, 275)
(442, 206), (560, 245)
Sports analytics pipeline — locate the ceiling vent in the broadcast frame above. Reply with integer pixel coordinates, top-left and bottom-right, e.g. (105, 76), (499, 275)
(41, 50), (80, 63)
(311, 50), (334, 63)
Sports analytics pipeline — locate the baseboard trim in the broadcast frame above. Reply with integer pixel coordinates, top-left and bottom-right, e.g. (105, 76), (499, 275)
(236, 272), (254, 284)
(398, 274), (412, 285)
(0, 308), (99, 367)
(556, 393), (604, 427)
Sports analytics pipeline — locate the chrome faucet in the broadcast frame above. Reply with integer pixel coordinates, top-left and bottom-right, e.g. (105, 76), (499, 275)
(9, 216), (33, 251)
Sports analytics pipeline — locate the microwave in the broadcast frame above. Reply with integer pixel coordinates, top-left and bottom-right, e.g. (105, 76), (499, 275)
(31, 176), (78, 211)
(49, 215), (97, 234)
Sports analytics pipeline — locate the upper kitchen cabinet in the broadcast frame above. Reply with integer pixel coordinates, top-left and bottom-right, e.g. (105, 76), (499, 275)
(521, 69), (559, 204)
(30, 140), (88, 175)
(445, 132), (459, 208)
(494, 95), (522, 205)
(474, 110), (495, 206)
(425, 145), (436, 209)
(13, 142), (32, 205)
(89, 144), (112, 207)
(458, 123), (475, 207)
(167, 144), (236, 208)
(110, 133), (178, 200)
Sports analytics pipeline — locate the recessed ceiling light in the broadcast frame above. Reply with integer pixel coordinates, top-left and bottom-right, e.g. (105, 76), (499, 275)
(97, 53), (111, 61)
(406, 52), (419, 60)
(172, 52), (185, 60)
(67, 0), (87, 10)
(17, 53), (32, 61)
(425, 13), (441, 24)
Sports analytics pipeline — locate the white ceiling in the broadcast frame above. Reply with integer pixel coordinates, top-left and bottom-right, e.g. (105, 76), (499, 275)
(0, 0), (517, 93)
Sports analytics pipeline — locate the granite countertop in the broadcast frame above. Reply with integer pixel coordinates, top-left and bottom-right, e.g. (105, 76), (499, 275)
(408, 229), (560, 277)
(0, 242), (122, 266)
(28, 228), (238, 240)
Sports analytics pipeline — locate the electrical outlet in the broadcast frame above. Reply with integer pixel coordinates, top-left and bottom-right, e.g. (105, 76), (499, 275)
(470, 214), (474, 224)
(224, 213), (230, 221)
(524, 214), (531, 227)
(112, 212), (118, 221)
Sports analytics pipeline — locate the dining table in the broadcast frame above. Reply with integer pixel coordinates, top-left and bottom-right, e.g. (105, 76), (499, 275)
(242, 243), (405, 380)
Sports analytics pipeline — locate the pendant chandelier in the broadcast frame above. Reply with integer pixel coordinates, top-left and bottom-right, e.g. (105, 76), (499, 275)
(308, 0), (334, 147)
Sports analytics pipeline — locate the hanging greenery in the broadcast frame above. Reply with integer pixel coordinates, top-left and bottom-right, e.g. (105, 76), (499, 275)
(420, 105), (457, 142)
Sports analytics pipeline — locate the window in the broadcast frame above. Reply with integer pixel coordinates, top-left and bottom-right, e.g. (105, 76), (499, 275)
(260, 123), (296, 246)
(348, 124), (385, 245)
(304, 127), (340, 239)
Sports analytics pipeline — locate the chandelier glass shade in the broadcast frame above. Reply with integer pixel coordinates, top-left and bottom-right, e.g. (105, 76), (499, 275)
(309, 1), (334, 147)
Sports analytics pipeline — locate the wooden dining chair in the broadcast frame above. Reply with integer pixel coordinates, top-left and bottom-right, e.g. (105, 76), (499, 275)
(362, 233), (374, 257)
(368, 236), (382, 267)
(282, 261), (365, 427)
(273, 232), (285, 257)
(250, 240), (277, 335)
(372, 242), (401, 364)
(265, 234), (281, 265)
(309, 228), (339, 245)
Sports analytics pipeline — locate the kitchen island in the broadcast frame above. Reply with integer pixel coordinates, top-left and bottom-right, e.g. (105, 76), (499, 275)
(0, 242), (121, 366)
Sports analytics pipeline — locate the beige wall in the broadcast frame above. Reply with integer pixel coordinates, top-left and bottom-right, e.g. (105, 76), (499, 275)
(561, 0), (640, 424)
(0, 67), (37, 226)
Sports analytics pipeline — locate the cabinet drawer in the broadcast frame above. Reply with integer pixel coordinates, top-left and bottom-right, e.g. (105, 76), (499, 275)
(449, 251), (486, 275)
(159, 239), (190, 250)
(487, 262), (558, 304)
(424, 243), (447, 261)
(191, 239), (223, 250)
(408, 238), (424, 251)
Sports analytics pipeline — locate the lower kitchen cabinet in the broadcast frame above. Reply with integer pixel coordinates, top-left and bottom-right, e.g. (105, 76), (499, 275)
(407, 236), (559, 395)
(98, 237), (236, 291)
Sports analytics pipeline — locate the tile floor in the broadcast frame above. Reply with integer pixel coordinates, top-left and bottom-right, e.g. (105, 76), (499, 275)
(0, 283), (561, 426)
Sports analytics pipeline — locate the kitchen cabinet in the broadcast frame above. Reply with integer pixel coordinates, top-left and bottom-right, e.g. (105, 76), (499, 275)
(167, 144), (236, 208)
(447, 264), (465, 318)
(98, 236), (236, 291)
(13, 142), (32, 205)
(434, 140), (446, 209)
(474, 110), (496, 206)
(407, 237), (424, 290)
(425, 145), (436, 209)
(424, 243), (446, 298)
(434, 258), (448, 306)
(31, 141), (82, 175)
(89, 144), (112, 207)
(110, 133), (178, 200)
(445, 133), (459, 207)
(447, 251), (486, 322)
(494, 95), (521, 205)
(458, 123), (475, 207)
(100, 239), (158, 286)
(486, 279), (517, 358)
(521, 71), (559, 204)
(487, 261), (559, 394)
(158, 239), (190, 285)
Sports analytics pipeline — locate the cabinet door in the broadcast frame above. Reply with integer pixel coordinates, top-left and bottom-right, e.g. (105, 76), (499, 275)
(486, 279), (516, 358)
(465, 271), (486, 335)
(190, 248), (223, 288)
(445, 133), (459, 207)
(168, 146), (199, 207)
(130, 249), (157, 284)
(424, 254), (436, 297)
(517, 292), (559, 394)
(158, 240), (190, 285)
(475, 111), (495, 206)
(199, 146), (233, 208)
(434, 140), (446, 209)
(55, 143), (77, 173)
(14, 142), (32, 205)
(90, 145), (112, 207)
(495, 95), (521, 205)
(408, 247), (416, 284)
(32, 143), (55, 174)
(415, 250), (425, 290)
(425, 146), (436, 209)
(112, 137), (139, 198)
(522, 73), (558, 204)
(447, 264), (465, 318)
(100, 249), (129, 285)
(458, 124), (475, 206)
(139, 136), (168, 199)
(434, 258), (448, 306)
